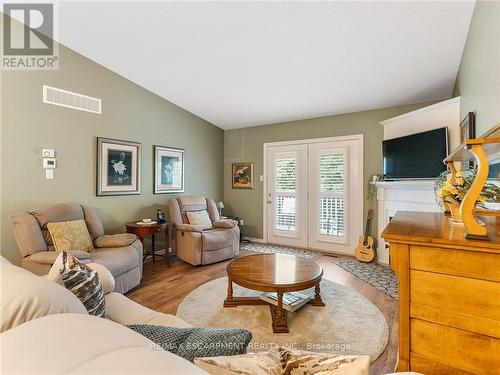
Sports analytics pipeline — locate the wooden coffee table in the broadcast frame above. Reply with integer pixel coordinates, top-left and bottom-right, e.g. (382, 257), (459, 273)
(223, 253), (325, 333)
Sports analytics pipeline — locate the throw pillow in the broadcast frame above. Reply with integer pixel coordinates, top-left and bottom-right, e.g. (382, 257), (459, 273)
(47, 252), (115, 294)
(186, 210), (213, 230)
(59, 251), (105, 317)
(47, 219), (94, 252)
(127, 325), (252, 363)
(194, 346), (370, 375)
(195, 349), (282, 375)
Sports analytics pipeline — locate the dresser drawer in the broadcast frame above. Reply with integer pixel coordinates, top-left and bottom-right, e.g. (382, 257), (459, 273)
(410, 319), (500, 374)
(410, 352), (475, 375)
(410, 270), (500, 338)
(410, 245), (500, 282)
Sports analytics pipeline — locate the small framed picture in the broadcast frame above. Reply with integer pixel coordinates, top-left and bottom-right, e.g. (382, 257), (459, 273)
(97, 137), (141, 196)
(232, 162), (254, 189)
(154, 145), (185, 194)
(459, 112), (476, 143)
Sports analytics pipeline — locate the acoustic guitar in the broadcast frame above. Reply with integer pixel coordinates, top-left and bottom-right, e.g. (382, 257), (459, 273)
(354, 208), (375, 263)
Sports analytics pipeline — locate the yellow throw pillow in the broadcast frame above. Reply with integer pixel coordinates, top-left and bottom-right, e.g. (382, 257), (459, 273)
(186, 210), (213, 230)
(47, 219), (94, 253)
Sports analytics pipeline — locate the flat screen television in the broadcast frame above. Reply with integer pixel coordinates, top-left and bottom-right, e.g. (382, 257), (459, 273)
(383, 127), (448, 180)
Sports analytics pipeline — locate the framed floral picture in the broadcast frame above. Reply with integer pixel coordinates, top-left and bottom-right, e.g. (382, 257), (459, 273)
(232, 162), (254, 189)
(154, 145), (185, 194)
(97, 137), (141, 196)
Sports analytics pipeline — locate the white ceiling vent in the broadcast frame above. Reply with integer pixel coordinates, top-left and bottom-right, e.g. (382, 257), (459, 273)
(43, 85), (102, 114)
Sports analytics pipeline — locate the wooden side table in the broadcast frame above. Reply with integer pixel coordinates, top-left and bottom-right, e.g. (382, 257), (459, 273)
(125, 222), (172, 266)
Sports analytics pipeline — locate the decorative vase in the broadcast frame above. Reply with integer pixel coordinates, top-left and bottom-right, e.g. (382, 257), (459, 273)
(449, 204), (463, 224)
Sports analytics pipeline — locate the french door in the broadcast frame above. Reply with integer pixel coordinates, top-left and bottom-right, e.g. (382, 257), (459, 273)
(266, 144), (308, 248)
(265, 136), (362, 254)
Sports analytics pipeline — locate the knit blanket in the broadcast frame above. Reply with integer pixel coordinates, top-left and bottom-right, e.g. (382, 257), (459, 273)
(127, 324), (252, 362)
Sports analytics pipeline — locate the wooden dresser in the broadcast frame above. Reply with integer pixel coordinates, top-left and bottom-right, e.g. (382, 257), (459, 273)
(382, 211), (500, 374)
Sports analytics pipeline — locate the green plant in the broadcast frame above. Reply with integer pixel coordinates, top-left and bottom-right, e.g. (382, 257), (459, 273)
(434, 170), (449, 207)
(367, 173), (383, 202)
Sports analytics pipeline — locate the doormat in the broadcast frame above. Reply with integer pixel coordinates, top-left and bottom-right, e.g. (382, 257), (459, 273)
(240, 242), (321, 259)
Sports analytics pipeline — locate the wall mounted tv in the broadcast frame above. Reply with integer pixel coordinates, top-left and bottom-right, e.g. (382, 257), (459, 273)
(383, 127), (448, 180)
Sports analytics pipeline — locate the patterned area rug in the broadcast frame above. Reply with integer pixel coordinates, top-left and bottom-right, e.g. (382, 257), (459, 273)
(240, 242), (321, 259)
(177, 277), (389, 361)
(335, 260), (398, 300)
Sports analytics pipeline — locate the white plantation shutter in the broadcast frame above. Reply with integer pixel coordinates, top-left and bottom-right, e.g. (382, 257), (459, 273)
(320, 197), (344, 236)
(274, 156), (296, 231)
(319, 152), (346, 238)
(276, 157), (296, 192)
(320, 154), (344, 193)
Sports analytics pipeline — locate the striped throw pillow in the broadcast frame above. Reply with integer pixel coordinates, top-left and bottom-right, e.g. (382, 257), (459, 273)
(59, 251), (105, 317)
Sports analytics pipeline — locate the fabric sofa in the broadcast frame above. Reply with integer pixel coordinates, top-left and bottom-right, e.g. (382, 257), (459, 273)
(0, 256), (204, 374)
(168, 196), (240, 266)
(1, 314), (206, 375)
(10, 202), (143, 293)
(0, 257), (416, 375)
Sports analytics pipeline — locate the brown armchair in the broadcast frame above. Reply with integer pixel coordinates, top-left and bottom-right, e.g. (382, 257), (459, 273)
(10, 203), (143, 293)
(168, 196), (239, 265)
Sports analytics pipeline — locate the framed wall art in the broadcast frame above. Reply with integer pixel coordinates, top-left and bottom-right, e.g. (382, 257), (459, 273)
(232, 162), (254, 189)
(459, 112), (476, 143)
(97, 137), (141, 196)
(154, 145), (185, 194)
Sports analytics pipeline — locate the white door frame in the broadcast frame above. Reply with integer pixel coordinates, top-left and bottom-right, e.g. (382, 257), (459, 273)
(263, 134), (364, 254)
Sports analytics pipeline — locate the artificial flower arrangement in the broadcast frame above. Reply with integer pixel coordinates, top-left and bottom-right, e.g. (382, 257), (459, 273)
(435, 168), (500, 222)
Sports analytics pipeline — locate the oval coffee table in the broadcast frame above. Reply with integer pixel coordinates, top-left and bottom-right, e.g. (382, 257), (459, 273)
(223, 253), (325, 333)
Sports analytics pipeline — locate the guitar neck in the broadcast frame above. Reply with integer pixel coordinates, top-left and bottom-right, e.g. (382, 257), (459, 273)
(363, 218), (372, 242)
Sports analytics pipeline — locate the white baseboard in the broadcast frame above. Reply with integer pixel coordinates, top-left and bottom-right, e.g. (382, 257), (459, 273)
(242, 236), (266, 243)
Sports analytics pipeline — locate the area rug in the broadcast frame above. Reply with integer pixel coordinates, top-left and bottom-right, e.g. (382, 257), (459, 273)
(241, 242), (321, 259)
(177, 277), (389, 362)
(335, 260), (398, 300)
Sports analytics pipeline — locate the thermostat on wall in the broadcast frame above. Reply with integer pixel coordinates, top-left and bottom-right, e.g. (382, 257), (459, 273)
(42, 149), (55, 158)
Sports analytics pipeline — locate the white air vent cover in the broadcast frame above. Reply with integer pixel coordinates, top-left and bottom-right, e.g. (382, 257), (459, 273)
(43, 85), (102, 114)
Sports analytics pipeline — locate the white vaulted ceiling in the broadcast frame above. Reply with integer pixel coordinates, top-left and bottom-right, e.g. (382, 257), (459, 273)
(56, 1), (476, 129)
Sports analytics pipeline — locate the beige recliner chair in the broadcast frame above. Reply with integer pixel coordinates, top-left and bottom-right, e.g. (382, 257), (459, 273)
(168, 196), (239, 265)
(10, 202), (143, 293)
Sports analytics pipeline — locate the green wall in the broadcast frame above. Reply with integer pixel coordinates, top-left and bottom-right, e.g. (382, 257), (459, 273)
(1, 43), (224, 265)
(453, 0), (500, 136)
(223, 102), (436, 240)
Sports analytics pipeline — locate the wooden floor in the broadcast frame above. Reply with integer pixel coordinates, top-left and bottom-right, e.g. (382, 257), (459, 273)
(127, 251), (398, 375)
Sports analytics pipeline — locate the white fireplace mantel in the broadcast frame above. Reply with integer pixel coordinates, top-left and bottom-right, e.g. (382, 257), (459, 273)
(375, 180), (441, 264)
(375, 180), (436, 191)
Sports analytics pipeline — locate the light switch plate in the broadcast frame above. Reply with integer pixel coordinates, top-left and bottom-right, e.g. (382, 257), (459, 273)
(45, 169), (54, 179)
(259, 175), (264, 182)
(43, 158), (56, 169)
